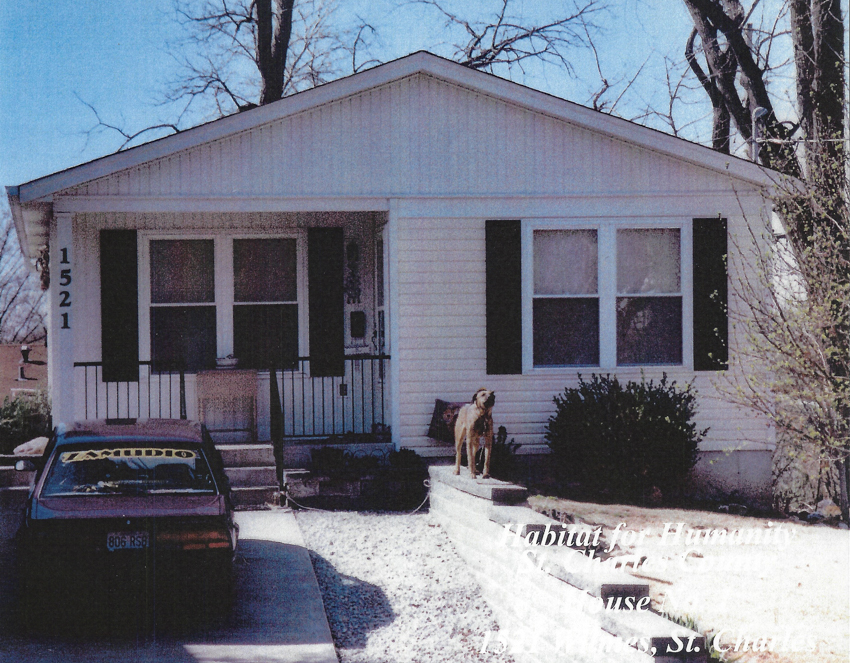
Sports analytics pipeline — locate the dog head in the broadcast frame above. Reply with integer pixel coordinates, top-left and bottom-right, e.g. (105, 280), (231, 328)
(471, 388), (495, 411)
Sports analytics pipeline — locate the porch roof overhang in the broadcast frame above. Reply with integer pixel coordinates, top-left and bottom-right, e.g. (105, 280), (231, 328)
(7, 50), (784, 261)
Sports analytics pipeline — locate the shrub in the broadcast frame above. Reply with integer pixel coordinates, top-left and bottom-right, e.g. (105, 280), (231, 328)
(0, 390), (52, 455)
(545, 374), (705, 504)
(388, 448), (427, 475)
(310, 446), (348, 477)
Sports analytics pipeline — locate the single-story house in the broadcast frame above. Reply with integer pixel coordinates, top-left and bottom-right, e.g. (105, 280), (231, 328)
(6, 51), (776, 499)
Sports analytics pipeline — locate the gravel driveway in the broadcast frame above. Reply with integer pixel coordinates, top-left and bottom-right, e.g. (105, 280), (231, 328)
(296, 510), (515, 663)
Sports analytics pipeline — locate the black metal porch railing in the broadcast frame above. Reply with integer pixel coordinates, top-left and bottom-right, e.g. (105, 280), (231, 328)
(73, 354), (390, 439)
(73, 361), (188, 421)
(268, 355), (390, 438)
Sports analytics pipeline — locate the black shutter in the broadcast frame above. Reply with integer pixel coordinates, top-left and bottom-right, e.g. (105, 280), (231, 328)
(486, 220), (522, 374)
(100, 230), (139, 382)
(693, 218), (728, 370)
(308, 228), (345, 377)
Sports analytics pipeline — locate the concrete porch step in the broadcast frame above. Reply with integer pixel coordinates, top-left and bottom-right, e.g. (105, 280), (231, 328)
(225, 466), (278, 488)
(231, 485), (280, 509)
(282, 440), (394, 469)
(217, 443), (275, 468)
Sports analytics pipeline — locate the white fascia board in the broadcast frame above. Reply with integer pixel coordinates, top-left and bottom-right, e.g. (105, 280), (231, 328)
(5, 187), (50, 264)
(5, 189), (31, 261)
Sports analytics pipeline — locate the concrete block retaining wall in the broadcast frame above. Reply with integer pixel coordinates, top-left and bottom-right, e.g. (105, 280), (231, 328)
(428, 466), (707, 663)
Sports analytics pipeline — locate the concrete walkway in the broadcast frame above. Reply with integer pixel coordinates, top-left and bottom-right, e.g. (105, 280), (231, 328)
(0, 508), (339, 663)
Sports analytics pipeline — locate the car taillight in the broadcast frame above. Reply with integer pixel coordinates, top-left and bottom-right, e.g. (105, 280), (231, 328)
(156, 528), (231, 550)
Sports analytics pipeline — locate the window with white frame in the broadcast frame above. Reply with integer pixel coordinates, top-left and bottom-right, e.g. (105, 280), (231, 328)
(528, 222), (686, 368)
(147, 235), (302, 372)
(616, 229), (682, 365)
(532, 230), (599, 366)
(233, 238), (299, 369)
(150, 239), (217, 371)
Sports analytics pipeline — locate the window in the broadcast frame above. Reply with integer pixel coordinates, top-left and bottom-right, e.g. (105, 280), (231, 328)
(526, 221), (687, 369)
(233, 238), (299, 369)
(145, 235), (303, 372)
(150, 240), (217, 371)
(616, 229), (682, 365)
(532, 230), (599, 365)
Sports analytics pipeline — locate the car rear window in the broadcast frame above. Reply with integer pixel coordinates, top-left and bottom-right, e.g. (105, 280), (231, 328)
(41, 441), (217, 496)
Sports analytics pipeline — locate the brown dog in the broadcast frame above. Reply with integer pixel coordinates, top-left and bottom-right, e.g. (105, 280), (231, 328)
(453, 388), (495, 479)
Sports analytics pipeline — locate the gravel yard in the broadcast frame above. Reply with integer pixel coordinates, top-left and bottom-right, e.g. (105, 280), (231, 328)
(295, 510), (514, 663)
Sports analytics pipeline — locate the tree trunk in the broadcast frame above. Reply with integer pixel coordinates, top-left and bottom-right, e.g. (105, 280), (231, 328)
(258, 0), (295, 105)
(685, 27), (734, 153)
(681, 0), (802, 176)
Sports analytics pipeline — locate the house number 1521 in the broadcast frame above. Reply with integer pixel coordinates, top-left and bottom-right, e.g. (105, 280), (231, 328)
(59, 247), (71, 329)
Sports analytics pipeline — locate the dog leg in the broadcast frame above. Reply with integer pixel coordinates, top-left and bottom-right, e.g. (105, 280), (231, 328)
(453, 424), (464, 475)
(467, 435), (479, 478)
(482, 429), (494, 479)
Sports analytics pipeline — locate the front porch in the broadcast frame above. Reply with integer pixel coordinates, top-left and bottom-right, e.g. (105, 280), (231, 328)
(73, 354), (391, 442)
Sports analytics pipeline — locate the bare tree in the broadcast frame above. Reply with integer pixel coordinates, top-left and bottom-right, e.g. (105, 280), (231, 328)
(414, 0), (604, 75)
(79, 0), (379, 149)
(630, 54), (710, 139)
(679, 1), (848, 519)
(724, 173), (849, 519)
(681, 0), (845, 187)
(0, 210), (45, 344)
(166, 0), (353, 117)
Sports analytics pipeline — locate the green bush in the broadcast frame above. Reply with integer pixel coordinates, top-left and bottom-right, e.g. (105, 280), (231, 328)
(0, 390), (52, 455)
(388, 448), (427, 475)
(545, 374), (705, 504)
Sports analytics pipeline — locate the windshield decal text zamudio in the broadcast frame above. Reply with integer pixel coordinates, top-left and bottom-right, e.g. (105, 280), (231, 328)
(60, 448), (198, 463)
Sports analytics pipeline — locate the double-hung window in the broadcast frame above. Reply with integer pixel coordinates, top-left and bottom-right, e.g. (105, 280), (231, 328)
(233, 238), (299, 369)
(150, 240), (217, 372)
(616, 229), (682, 365)
(532, 230), (599, 366)
(527, 221), (688, 369)
(146, 235), (302, 372)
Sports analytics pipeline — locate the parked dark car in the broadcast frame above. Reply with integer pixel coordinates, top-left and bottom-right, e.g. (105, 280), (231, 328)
(15, 418), (238, 633)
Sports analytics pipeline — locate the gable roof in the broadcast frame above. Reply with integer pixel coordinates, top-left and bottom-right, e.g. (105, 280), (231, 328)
(8, 51), (776, 257)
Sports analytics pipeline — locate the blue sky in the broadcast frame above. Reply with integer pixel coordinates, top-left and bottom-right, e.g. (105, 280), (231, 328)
(0, 0), (826, 198)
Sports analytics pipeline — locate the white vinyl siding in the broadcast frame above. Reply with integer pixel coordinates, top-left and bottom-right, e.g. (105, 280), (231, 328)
(60, 75), (737, 202)
(391, 209), (766, 459)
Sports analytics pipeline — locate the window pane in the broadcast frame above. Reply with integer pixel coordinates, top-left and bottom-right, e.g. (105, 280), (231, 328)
(150, 240), (215, 303)
(233, 304), (298, 369)
(533, 298), (599, 366)
(617, 297), (682, 364)
(617, 229), (680, 294)
(534, 230), (598, 295)
(234, 239), (297, 302)
(151, 306), (216, 371)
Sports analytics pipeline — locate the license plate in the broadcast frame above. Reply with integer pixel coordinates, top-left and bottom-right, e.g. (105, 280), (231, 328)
(106, 531), (149, 551)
